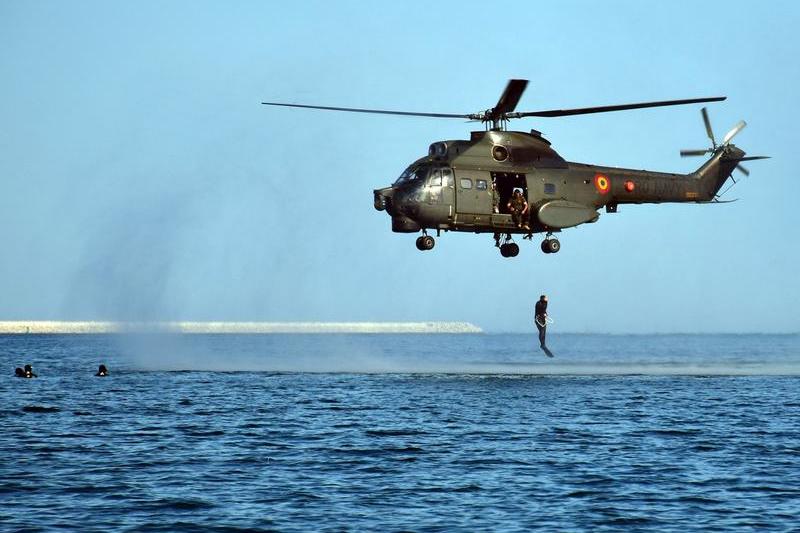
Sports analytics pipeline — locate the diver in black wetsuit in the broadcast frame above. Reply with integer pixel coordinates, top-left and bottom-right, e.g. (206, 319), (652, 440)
(23, 364), (37, 378)
(535, 295), (548, 349)
(95, 364), (108, 377)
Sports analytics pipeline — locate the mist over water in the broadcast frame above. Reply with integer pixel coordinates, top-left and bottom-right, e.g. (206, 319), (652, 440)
(106, 333), (800, 376)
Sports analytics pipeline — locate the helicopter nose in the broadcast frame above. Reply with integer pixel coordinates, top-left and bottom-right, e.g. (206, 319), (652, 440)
(391, 215), (421, 233)
(373, 187), (394, 213)
(374, 191), (386, 211)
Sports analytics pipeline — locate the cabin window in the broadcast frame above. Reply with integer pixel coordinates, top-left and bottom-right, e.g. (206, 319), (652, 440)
(544, 183), (556, 194)
(476, 179), (488, 191)
(460, 178), (473, 190)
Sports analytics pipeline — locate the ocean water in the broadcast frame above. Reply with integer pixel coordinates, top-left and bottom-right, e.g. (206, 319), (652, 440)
(1, 333), (799, 532)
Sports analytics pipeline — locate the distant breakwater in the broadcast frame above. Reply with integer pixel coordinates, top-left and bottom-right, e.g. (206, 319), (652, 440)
(0, 321), (483, 334)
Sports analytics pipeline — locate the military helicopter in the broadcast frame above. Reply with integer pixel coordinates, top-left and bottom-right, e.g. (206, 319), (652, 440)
(263, 80), (765, 257)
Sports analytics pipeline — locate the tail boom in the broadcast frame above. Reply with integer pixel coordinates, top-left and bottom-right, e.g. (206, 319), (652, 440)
(598, 148), (745, 206)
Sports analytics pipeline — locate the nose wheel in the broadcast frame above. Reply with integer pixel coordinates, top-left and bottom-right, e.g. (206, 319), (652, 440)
(415, 234), (435, 251)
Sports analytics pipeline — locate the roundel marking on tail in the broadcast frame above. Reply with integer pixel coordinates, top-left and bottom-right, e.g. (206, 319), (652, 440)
(594, 173), (611, 194)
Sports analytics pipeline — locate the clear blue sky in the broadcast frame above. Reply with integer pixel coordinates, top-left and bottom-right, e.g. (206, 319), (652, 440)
(1, 1), (797, 332)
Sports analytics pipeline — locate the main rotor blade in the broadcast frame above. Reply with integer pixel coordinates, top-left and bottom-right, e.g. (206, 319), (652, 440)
(736, 164), (750, 177)
(701, 107), (716, 147)
(493, 79), (529, 116)
(722, 120), (747, 144)
(261, 102), (473, 119)
(509, 96), (727, 119)
(680, 149), (710, 157)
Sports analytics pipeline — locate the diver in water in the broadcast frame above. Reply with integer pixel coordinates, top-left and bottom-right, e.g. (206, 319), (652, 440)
(14, 367), (25, 378)
(535, 295), (549, 352)
(95, 364), (108, 377)
(23, 364), (37, 378)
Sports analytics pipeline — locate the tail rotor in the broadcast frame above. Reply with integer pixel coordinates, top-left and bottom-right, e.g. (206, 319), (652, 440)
(702, 106), (717, 150)
(680, 107), (756, 177)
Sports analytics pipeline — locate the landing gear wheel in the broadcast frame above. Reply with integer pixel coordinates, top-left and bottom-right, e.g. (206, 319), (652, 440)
(419, 235), (435, 251)
(499, 242), (519, 258)
(542, 239), (560, 254)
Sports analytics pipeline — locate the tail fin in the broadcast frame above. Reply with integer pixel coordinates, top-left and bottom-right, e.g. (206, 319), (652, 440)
(693, 147), (745, 200)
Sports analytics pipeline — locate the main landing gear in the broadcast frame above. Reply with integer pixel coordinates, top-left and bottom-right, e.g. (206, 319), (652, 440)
(493, 232), (561, 257)
(494, 233), (519, 258)
(540, 233), (560, 254)
(415, 230), (435, 251)
(501, 242), (520, 257)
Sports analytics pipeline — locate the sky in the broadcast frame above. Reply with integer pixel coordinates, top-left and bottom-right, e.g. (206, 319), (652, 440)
(0, 0), (798, 333)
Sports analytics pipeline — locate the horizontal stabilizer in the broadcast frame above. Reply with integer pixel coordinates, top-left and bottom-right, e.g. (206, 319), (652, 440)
(698, 198), (739, 204)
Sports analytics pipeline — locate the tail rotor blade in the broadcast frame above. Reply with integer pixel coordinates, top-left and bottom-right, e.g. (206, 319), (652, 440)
(701, 107), (716, 148)
(736, 156), (770, 162)
(680, 149), (709, 157)
(722, 120), (747, 145)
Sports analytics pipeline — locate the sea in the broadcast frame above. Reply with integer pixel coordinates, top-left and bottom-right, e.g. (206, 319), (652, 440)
(2, 333), (799, 532)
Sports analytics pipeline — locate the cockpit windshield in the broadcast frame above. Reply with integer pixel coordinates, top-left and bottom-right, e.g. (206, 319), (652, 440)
(394, 164), (429, 186)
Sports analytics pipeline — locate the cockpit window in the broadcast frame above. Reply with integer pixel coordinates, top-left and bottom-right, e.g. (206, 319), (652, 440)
(429, 170), (442, 186)
(394, 164), (429, 186)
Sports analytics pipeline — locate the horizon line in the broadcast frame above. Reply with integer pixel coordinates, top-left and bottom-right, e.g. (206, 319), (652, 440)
(0, 321), (795, 336)
(0, 320), (483, 334)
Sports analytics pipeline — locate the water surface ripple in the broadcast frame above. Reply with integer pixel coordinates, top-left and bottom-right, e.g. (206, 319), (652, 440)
(1, 334), (799, 531)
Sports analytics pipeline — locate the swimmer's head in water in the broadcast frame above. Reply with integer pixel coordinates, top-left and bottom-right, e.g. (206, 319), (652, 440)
(15, 367), (25, 377)
(96, 364), (108, 376)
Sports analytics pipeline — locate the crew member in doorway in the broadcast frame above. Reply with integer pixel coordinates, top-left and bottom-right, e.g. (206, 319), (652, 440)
(535, 295), (548, 349)
(507, 189), (530, 230)
(490, 181), (500, 214)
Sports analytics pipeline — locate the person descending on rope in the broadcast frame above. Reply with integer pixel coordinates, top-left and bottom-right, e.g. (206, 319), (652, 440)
(535, 295), (553, 357)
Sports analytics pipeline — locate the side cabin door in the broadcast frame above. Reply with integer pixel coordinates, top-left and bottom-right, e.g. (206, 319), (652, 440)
(453, 169), (493, 226)
(424, 167), (455, 224)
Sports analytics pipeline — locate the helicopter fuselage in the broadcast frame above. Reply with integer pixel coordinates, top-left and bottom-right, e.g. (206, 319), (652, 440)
(374, 130), (742, 251)
(264, 79), (754, 257)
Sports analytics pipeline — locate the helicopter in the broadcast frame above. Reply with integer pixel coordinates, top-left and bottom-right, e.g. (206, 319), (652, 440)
(263, 80), (766, 257)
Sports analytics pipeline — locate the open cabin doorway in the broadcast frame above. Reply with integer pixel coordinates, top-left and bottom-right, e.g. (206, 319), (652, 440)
(491, 172), (528, 214)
